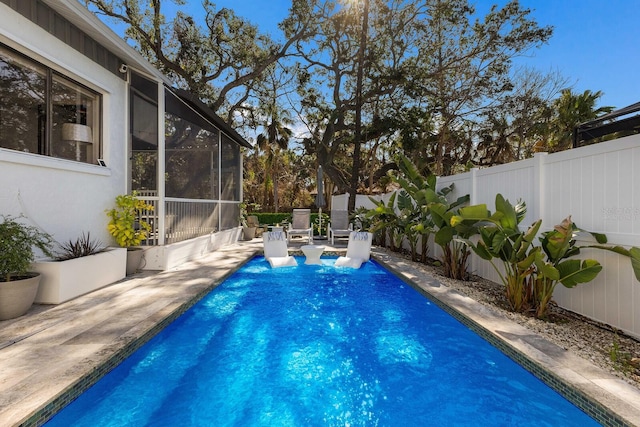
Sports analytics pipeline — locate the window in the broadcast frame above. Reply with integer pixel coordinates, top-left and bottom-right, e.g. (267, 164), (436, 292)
(0, 44), (101, 164)
(51, 75), (100, 162)
(0, 47), (46, 155)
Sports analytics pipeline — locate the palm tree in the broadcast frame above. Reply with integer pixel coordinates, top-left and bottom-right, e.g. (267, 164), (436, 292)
(548, 89), (613, 152)
(256, 103), (293, 212)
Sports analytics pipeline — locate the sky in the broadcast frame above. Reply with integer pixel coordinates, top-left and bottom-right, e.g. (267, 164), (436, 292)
(179, 0), (639, 111)
(103, 0), (640, 111)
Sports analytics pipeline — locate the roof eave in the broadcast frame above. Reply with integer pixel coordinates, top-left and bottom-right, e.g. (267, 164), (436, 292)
(40, 0), (171, 85)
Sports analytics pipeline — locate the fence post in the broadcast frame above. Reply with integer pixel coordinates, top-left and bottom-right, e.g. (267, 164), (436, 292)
(470, 168), (479, 205)
(532, 152), (548, 225)
(469, 168), (479, 273)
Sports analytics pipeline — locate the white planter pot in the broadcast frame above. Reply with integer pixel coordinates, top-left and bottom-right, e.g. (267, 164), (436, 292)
(126, 247), (144, 275)
(32, 248), (127, 304)
(243, 226), (257, 240)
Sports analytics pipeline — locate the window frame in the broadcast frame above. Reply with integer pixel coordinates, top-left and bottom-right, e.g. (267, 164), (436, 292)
(0, 42), (102, 165)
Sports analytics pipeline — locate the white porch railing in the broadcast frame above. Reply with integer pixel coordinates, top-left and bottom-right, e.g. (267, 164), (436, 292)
(137, 197), (239, 245)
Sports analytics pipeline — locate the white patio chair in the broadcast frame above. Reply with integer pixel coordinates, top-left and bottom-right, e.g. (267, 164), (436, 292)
(335, 231), (373, 269)
(286, 209), (313, 243)
(328, 210), (353, 245)
(263, 231), (297, 268)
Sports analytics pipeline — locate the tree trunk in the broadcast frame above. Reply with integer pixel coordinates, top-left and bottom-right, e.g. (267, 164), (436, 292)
(348, 0), (369, 213)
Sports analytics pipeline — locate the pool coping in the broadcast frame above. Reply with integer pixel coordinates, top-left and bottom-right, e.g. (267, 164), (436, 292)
(0, 242), (262, 427)
(0, 242), (639, 426)
(372, 249), (640, 427)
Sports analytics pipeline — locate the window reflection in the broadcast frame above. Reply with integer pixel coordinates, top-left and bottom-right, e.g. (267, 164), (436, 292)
(131, 72), (159, 191)
(51, 74), (98, 162)
(0, 43), (101, 164)
(0, 47), (46, 154)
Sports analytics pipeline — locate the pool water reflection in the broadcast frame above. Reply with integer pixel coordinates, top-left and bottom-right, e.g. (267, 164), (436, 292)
(47, 257), (600, 426)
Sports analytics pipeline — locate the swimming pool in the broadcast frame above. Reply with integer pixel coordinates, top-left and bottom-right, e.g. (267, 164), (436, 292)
(46, 257), (599, 426)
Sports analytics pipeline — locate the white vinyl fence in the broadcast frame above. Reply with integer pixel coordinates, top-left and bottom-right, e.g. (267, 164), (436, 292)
(333, 133), (640, 338)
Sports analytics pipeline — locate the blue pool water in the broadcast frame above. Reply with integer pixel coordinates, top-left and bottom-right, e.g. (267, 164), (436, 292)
(47, 257), (600, 426)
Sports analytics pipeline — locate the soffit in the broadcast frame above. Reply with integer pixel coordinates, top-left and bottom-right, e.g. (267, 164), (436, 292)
(40, 0), (170, 85)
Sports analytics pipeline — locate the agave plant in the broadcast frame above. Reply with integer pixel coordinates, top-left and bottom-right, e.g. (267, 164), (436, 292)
(55, 232), (105, 261)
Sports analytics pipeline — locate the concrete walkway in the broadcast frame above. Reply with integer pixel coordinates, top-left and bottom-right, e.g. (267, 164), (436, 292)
(1, 241), (639, 426)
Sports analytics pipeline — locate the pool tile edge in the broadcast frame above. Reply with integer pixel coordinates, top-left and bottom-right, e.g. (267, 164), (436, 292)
(372, 250), (640, 427)
(16, 245), (260, 427)
(9, 242), (639, 427)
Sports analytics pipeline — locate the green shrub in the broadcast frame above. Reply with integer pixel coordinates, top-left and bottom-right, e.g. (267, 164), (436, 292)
(455, 194), (640, 318)
(250, 213), (291, 225)
(312, 213), (329, 235)
(0, 215), (53, 282)
(106, 193), (154, 247)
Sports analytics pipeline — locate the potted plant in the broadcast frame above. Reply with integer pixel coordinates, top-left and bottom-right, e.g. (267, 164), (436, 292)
(106, 192), (154, 275)
(0, 215), (53, 320)
(32, 232), (127, 304)
(54, 232), (106, 261)
(240, 203), (256, 240)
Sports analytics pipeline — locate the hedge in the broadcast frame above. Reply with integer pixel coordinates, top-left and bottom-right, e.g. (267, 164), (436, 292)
(249, 213), (290, 225)
(249, 212), (331, 234)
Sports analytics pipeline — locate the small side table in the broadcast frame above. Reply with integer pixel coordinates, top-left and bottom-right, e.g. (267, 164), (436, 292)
(269, 225), (284, 233)
(301, 245), (325, 265)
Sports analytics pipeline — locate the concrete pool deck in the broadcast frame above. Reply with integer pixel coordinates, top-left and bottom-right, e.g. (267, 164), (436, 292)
(0, 240), (639, 426)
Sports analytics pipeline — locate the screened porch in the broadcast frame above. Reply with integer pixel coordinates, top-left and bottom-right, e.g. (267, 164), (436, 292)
(129, 72), (250, 247)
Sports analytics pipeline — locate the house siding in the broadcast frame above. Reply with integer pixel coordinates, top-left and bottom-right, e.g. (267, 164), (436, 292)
(0, 0), (126, 79)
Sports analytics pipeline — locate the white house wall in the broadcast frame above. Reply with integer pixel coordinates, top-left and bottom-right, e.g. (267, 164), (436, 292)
(0, 3), (129, 248)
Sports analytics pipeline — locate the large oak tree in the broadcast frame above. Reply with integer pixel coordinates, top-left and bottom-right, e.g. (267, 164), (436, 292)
(84, 0), (316, 124)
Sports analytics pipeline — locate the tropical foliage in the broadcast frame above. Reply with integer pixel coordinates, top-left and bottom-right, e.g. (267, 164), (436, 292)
(83, 0), (617, 206)
(360, 158), (640, 319)
(453, 195), (640, 318)
(367, 192), (400, 251)
(365, 154), (469, 277)
(394, 154), (471, 271)
(546, 89), (614, 152)
(106, 193), (155, 248)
